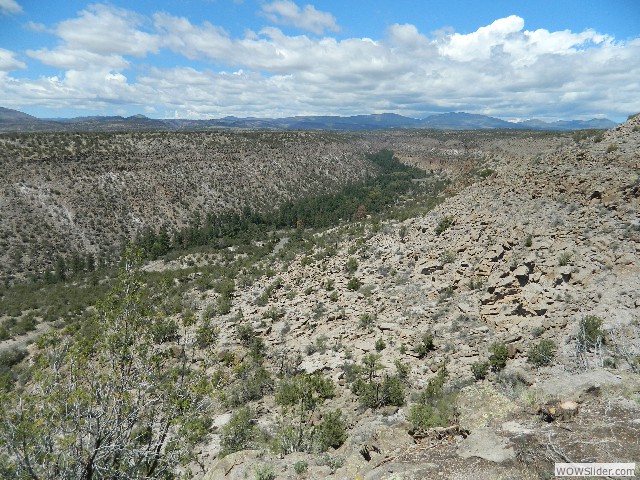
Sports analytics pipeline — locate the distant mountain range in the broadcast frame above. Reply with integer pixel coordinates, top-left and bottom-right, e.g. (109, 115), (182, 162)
(0, 107), (618, 132)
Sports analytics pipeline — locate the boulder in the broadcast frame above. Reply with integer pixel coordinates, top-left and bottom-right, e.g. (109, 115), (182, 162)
(201, 450), (263, 480)
(457, 428), (515, 463)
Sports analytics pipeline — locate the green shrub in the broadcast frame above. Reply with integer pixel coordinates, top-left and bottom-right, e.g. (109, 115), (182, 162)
(471, 361), (489, 380)
(275, 373), (337, 454)
(305, 335), (329, 355)
(358, 313), (376, 330)
(347, 277), (362, 291)
(435, 216), (453, 235)
(394, 359), (411, 381)
(577, 315), (605, 350)
(254, 464), (276, 480)
(489, 342), (508, 372)
(375, 338), (386, 352)
(439, 250), (456, 264)
(316, 454), (345, 474)
(0, 348), (28, 392)
(220, 407), (257, 457)
(182, 309), (197, 326)
(351, 354), (405, 409)
(524, 234), (533, 247)
(606, 143), (618, 153)
(262, 307), (284, 321)
(316, 410), (348, 452)
(0, 325), (10, 341)
(527, 339), (556, 367)
(558, 251), (572, 266)
(414, 333), (435, 358)
(195, 318), (219, 348)
(216, 294), (232, 315)
(214, 278), (235, 297)
(226, 364), (272, 406)
(236, 323), (257, 346)
(468, 276), (484, 290)
(531, 326), (545, 338)
(294, 461), (308, 474)
(149, 317), (179, 344)
(408, 363), (455, 433)
(345, 257), (358, 274)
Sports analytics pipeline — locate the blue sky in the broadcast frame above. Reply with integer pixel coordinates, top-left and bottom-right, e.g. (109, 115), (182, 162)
(1, 0), (639, 120)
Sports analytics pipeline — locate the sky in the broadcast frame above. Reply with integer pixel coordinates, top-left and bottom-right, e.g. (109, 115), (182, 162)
(0, 0), (639, 121)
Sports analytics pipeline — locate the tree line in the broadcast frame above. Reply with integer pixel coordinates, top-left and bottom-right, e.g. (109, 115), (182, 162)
(135, 150), (426, 259)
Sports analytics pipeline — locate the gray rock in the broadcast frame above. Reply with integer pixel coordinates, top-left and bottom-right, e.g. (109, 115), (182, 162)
(201, 450), (263, 480)
(457, 428), (515, 463)
(364, 462), (438, 480)
(535, 369), (622, 400)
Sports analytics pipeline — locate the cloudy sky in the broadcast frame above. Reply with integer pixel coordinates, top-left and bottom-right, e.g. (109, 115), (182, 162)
(1, 0), (639, 121)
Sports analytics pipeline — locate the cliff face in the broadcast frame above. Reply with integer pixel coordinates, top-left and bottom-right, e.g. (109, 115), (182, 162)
(0, 131), (374, 280)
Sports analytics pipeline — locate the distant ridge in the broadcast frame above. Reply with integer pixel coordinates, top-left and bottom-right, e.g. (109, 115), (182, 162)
(0, 107), (619, 132)
(0, 107), (38, 122)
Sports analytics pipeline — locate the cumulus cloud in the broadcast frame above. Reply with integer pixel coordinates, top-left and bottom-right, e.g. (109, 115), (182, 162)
(26, 4), (159, 71)
(261, 0), (339, 35)
(0, 0), (21, 15)
(3, 5), (639, 120)
(53, 4), (159, 57)
(0, 48), (26, 72)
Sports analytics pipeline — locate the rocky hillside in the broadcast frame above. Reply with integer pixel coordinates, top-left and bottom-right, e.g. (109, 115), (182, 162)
(177, 119), (638, 478)
(1, 120), (637, 479)
(0, 131), (377, 280)
(0, 129), (568, 282)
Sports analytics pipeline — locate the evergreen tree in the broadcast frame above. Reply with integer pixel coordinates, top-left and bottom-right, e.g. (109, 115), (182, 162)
(54, 255), (66, 282)
(0, 247), (213, 479)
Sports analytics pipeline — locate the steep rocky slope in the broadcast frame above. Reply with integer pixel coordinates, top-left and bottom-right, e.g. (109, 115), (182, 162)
(0, 131), (373, 280)
(185, 120), (639, 478)
(0, 129), (567, 282)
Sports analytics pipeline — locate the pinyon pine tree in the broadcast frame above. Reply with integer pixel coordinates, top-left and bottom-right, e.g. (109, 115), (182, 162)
(0, 247), (213, 479)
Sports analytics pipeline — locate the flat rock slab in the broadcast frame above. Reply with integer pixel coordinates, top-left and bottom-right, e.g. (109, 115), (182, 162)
(457, 428), (515, 463)
(535, 369), (622, 400)
(364, 462), (438, 480)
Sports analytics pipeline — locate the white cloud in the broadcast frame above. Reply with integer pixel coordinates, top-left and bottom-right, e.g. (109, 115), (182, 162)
(27, 47), (130, 70)
(261, 0), (339, 35)
(0, 0), (21, 15)
(53, 4), (160, 57)
(4, 6), (640, 121)
(0, 48), (26, 71)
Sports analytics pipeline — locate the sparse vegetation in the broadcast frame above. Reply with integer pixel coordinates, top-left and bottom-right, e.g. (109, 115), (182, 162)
(471, 361), (489, 380)
(358, 313), (376, 330)
(408, 363), (456, 433)
(1, 124), (634, 478)
(414, 333), (435, 358)
(435, 216), (454, 235)
(220, 407), (258, 457)
(577, 315), (605, 351)
(347, 277), (362, 291)
(350, 354), (406, 409)
(558, 251), (572, 266)
(527, 339), (557, 367)
(294, 460), (309, 474)
(489, 342), (509, 372)
(0, 248), (212, 477)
